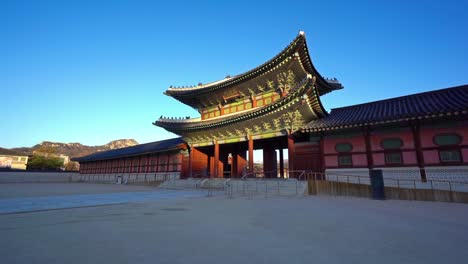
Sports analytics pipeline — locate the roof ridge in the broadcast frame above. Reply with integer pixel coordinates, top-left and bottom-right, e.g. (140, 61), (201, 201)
(330, 84), (468, 112)
(72, 137), (184, 162)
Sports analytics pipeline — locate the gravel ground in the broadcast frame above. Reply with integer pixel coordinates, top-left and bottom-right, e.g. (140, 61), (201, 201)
(0, 183), (467, 264)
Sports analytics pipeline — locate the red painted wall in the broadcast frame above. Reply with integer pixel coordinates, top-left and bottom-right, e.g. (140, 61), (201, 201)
(420, 126), (468, 148)
(423, 150), (440, 165)
(324, 156), (338, 167)
(352, 154), (367, 167)
(324, 136), (366, 154)
(373, 153), (385, 166)
(370, 130), (414, 151)
(79, 151), (183, 174)
(323, 128), (439, 169)
(294, 143), (322, 172)
(463, 148), (468, 162)
(420, 125), (468, 165)
(323, 134), (368, 168)
(402, 151), (418, 165)
(191, 148), (210, 176)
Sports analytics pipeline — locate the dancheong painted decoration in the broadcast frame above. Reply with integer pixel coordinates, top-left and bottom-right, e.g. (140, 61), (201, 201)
(73, 31), (468, 182)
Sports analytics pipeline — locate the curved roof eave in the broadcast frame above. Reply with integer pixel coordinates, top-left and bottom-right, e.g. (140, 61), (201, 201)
(164, 31), (342, 100)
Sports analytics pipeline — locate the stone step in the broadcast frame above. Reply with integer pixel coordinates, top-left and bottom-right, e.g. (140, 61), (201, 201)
(158, 179), (204, 189)
(226, 179), (308, 196)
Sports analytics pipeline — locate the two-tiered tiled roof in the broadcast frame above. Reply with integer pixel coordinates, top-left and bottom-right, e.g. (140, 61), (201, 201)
(155, 75), (327, 134)
(303, 85), (468, 132)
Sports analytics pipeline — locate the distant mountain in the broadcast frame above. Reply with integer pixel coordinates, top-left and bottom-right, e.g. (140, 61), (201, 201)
(10, 139), (138, 158)
(0, 147), (26, 156)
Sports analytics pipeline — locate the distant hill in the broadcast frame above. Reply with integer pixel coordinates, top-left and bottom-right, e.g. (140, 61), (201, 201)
(0, 147), (26, 156)
(9, 139), (138, 158)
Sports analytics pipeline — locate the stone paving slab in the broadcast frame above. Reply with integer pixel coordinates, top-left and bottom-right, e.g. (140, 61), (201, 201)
(0, 183), (161, 199)
(0, 189), (208, 214)
(1, 194), (468, 264)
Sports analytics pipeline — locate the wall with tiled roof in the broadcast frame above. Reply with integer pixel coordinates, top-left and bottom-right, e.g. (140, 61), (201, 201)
(305, 84), (468, 132)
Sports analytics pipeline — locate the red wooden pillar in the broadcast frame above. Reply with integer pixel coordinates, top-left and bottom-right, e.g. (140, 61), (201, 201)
(263, 148), (269, 177)
(287, 135), (295, 177)
(412, 122), (427, 181)
(137, 156), (141, 173)
(319, 134), (325, 174)
(263, 146), (276, 178)
(166, 153), (170, 172)
(219, 104), (224, 116)
(248, 135), (254, 174)
(237, 150), (247, 177)
(156, 153), (160, 173)
(188, 147), (193, 178)
(214, 140), (220, 177)
(231, 149), (238, 177)
(145, 155), (149, 173)
(219, 153), (226, 178)
(251, 95), (257, 108)
(209, 156), (215, 178)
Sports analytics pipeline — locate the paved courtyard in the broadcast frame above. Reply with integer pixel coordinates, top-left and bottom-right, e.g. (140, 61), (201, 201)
(0, 183), (208, 214)
(0, 183), (467, 264)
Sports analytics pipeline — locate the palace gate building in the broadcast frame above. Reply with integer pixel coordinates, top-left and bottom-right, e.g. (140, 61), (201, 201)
(73, 32), (468, 182)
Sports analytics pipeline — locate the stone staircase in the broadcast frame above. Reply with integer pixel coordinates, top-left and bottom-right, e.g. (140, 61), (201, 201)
(158, 178), (308, 197)
(158, 178), (205, 189)
(226, 179), (308, 197)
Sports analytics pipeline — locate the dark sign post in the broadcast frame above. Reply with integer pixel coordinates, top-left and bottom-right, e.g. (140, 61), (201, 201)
(369, 169), (385, 200)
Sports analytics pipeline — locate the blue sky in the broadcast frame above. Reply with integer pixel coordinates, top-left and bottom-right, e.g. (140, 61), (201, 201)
(2, 0), (467, 148)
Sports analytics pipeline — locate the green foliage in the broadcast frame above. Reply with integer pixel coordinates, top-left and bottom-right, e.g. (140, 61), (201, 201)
(27, 155), (63, 170)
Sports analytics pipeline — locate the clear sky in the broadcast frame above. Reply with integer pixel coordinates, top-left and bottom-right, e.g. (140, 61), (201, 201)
(2, 0), (467, 148)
